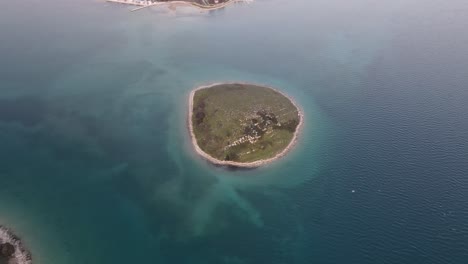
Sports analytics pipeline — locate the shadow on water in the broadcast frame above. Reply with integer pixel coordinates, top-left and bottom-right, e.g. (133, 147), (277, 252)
(214, 163), (258, 172)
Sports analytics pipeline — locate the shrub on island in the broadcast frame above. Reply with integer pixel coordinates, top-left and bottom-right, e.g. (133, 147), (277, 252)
(0, 242), (15, 258)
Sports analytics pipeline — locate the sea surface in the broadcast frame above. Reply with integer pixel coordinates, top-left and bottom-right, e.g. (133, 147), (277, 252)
(0, 0), (467, 263)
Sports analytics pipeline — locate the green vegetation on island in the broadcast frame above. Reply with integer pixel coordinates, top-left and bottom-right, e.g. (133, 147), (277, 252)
(190, 83), (301, 165)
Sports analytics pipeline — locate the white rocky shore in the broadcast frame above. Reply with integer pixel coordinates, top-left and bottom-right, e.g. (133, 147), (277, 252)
(0, 226), (32, 264)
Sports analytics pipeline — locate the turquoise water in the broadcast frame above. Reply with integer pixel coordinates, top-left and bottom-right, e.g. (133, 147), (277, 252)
(1, 0), (467, 263)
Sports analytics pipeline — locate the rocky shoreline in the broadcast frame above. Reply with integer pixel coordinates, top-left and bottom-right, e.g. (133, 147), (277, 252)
(0, 226), (32, 264)
(188, 82), (304, 168)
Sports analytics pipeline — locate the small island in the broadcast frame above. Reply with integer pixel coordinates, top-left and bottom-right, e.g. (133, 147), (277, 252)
(0, 226), (32, 264)
(189, 83), (303, 167)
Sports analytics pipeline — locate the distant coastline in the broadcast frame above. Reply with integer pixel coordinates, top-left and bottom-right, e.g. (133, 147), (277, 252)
(106, 0), (252, 12)
(0, 225), (32, 264)
(188, 82), (304, 168)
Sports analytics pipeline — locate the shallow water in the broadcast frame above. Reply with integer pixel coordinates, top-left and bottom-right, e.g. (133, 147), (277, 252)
(0, 0), (467, 263)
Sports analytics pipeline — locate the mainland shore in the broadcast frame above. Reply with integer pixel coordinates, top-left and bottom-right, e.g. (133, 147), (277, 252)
(188, 82), (304, 168)
(106, 0), (250, 12)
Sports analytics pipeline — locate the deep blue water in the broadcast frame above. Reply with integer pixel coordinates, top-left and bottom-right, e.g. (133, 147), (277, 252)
(0, 0), (467, 263)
